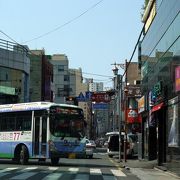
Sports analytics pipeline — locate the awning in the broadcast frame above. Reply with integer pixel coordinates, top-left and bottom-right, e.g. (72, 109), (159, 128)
(151, 102), (164, 112)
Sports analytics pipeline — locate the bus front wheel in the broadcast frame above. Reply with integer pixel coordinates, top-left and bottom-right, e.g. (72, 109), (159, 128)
(51, 157), (59, 166)
(20, 145), (28, 165)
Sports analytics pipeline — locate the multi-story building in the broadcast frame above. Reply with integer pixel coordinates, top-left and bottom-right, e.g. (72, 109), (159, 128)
(0, 39), (30, 104)
(29, 50), (53, 102)
(88, 79), (103, 92)
(125, 62), (142, 133)
(138, 0), (180, 174)
(50, 54), (69, 103)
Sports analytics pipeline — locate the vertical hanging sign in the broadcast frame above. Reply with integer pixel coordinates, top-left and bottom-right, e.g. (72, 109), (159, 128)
(175, 66), (180, 92)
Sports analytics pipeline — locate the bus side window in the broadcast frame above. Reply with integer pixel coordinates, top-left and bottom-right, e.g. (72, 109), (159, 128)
(16, 117), (23, 131)
(7, 117), (15, 131)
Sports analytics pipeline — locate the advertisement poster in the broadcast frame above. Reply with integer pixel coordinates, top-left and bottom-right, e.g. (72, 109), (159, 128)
(168, 96), (179, 147)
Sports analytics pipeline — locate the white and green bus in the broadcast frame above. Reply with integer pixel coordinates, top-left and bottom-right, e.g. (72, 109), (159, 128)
(0, 102), (86, 165)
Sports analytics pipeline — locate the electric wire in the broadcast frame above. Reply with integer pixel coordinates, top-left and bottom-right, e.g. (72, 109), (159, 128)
(22, 0), (104, 43)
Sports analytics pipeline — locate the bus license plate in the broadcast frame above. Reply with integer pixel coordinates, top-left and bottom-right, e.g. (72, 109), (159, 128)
(68, 153), (76, 159)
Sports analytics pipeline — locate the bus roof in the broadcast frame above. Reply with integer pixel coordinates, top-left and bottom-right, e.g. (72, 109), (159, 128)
(0, 101), (81, 113)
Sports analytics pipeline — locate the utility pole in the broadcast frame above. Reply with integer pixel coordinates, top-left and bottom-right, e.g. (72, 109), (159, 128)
(111, 62), (123, 163)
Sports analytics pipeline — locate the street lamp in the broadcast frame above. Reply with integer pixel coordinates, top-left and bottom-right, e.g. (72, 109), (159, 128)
(112, 64), (123, 163)
(124, 87), (128, 162)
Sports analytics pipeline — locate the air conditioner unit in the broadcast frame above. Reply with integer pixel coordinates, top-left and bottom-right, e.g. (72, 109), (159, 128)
(134, 80), (141, 85)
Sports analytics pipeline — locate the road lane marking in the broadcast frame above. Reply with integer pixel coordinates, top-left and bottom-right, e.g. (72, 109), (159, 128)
(90, 168), (102, 175)
(42, 173), (63, 180)
(10, 172), (37, 179)
(111, 169), (126, 177)
(0, 167), (18, 173)
(69, 167), (79, 173)
(18, 167), (38, 172)
(48, 167), (59, 171)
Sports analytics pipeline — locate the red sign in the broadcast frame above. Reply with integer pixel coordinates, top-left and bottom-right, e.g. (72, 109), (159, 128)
(126, 109), (142, 123)
(91, 92), (110, 102)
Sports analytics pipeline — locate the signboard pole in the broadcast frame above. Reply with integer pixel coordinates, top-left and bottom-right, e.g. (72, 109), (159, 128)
(117, 75), (123, 163)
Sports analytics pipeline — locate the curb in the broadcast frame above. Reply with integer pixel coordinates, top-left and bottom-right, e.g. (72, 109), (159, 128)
(154, 167), (180, 179)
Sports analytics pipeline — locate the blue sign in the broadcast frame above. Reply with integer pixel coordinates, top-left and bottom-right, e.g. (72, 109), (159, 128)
(77, 92), (86, 101)
(85, 91), (93, 99)
(92, 103), (108, 109)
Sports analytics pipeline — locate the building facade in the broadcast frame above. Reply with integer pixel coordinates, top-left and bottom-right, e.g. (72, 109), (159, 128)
(88, 80), (103, 92)
(139, 0), (180, 172)
(29, 50), (53, 102)
(0, 39), (30, 104)
(50, 54), (70, 103)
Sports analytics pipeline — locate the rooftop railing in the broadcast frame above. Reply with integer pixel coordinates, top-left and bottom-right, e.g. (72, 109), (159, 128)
(0, 38), (29, 56)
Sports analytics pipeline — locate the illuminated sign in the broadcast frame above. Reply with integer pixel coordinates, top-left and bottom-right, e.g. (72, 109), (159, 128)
(91, 92), (110, 102)
(50, 106), (83, 115)
(138, 96), (145, 113)
(175, 66), (180, 92)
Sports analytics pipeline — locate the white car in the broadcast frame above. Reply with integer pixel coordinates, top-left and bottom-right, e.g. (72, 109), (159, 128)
(106, 132), (138, 158)
(85, 139), (95, 158)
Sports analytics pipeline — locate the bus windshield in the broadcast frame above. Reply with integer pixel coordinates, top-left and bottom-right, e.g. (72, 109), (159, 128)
(49, 106), (85, 138)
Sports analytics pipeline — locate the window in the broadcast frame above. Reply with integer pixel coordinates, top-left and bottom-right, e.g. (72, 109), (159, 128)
(64, 75), (69, 81)
(0, 111), (32, 131)
(58, 65), (64, 72)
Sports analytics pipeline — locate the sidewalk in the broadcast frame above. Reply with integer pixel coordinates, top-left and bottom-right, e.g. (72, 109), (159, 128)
(113, 157), (180, 179)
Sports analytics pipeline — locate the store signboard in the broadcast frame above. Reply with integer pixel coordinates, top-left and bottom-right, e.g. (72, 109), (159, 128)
(0, 86), (16, 95)
(138, 96), (145, 113)
(168, 96), (179, 147)
(91, 92), (110, 102)
(175, 66), (180, 92)
(127, 109), (142, 123)
(126, 85), (141, 97)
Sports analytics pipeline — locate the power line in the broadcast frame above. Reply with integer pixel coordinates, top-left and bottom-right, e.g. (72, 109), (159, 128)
(82, 71), (112, 78)
(0, 30), (19, 44)
(23, 0), (104, 43)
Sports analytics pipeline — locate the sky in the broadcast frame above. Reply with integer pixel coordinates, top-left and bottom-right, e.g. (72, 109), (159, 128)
(0, 0), (144, 88)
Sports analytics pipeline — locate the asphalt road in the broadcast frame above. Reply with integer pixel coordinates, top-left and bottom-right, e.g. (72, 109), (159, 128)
(0, 151), (139, 180)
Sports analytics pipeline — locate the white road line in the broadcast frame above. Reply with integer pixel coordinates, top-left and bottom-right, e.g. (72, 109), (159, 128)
(90, 168), (102, 175)
(18, 167), (38, 172)
(48, 167), (59, 171)
(111, 169), (126, 177)
(0, 167), (18, 173)
(10, 172), (37, 179)
(74, 174), (89, 180)
(69, 167), (79, 173)
(42, 173), (63, 180)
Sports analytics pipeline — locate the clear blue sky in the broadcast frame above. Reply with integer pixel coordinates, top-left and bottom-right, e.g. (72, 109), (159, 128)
(0, 0), (144, 88)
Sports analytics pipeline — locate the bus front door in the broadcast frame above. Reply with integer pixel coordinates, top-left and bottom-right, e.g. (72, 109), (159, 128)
(34, 116), (47, 158)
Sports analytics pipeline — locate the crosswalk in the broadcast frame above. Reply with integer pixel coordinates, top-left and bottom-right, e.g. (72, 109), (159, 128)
(0, 166), (127, 180)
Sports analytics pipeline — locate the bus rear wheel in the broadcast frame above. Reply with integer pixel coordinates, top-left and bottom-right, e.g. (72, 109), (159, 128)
(19, 145), (28, 165)
(51, 157), (59, 166)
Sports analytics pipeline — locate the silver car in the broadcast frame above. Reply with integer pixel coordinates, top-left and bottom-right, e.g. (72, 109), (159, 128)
(85, 139), (95, 158)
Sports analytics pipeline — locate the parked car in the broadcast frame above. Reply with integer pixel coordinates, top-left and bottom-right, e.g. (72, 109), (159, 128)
(95, 138), (105, 147)
(85, 139), (95, 158)
(106, 132), (138, 158)
(103, 141), (108, 148)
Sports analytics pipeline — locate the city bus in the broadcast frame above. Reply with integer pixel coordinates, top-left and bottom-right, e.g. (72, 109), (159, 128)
(0, 102), (87, 165)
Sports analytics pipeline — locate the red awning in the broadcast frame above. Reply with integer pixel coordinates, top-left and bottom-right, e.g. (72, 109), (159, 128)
(151, 102), (164, 112)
